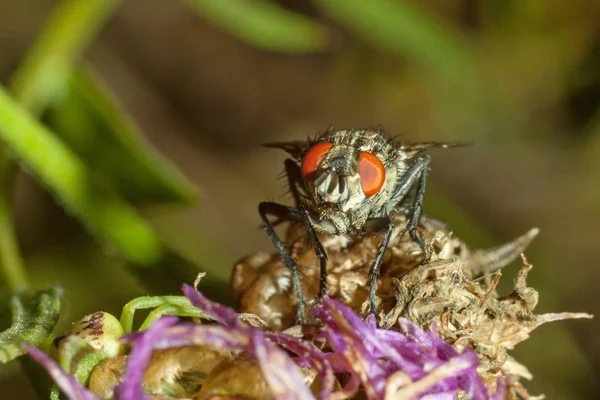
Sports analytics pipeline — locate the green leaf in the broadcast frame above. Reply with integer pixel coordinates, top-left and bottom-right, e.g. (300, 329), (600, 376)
(0, 86), (163, 266)
(45, 67), (197, 204)
(0, 158), (28, 293)
(8, 0), (122, 114)
(312, 0), (480, 82)
(0, 288), (61, 363)
(0, 0), (123, 297)
(188, 0), (327, 52)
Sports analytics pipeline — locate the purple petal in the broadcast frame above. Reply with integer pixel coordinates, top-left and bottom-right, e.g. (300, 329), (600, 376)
(375, 328), (409, 345)
(182, 283), (239, 327)
(389, 350), (478, 399)
(491, 377), (507, 400)
(420, 392), (457, 400)
(264, 331), (335, 400)
(152, 323), (250, 351)
(314, 300), (388, 399)
(420, 351), (481, 398)
(24, 344), (98, 400)
(454, 351), (488, 400)
(398, 318), (436, 348)
(253, 332), (315, 400)
(323, 299), (421, 377)
(114, 316), (178, 400)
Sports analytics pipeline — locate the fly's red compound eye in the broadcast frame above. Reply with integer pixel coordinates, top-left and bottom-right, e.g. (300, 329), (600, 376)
(302, 141), (333, 180)
(359, 152), (385, 197)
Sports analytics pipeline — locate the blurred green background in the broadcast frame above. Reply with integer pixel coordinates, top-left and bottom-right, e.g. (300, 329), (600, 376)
(0, 0), (598, 398)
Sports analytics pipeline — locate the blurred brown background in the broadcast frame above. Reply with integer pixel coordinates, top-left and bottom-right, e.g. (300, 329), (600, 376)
(1, 0), (599, 398)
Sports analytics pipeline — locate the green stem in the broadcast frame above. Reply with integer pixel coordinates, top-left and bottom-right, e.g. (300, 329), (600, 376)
(120, 295), (208, 333)
(140, 303), (204, 331)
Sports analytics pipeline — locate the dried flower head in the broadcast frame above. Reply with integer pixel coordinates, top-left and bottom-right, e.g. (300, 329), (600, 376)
(231, 214), (592, 397)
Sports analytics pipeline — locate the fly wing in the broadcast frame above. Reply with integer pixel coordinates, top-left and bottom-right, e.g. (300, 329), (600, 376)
(263, 141), (308, 160)
(398, 141), (471, 158)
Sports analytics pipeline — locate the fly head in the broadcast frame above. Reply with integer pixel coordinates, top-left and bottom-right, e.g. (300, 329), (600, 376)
(297, 129), (403, 232)
(265, 128), (465, 234)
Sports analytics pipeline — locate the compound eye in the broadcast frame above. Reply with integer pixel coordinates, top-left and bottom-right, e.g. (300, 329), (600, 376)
(359, 152), (385, 197)
(302, 141), (333, 180)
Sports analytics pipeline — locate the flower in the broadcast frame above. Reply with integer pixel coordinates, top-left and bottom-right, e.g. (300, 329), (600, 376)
(27, 282), (502, 399)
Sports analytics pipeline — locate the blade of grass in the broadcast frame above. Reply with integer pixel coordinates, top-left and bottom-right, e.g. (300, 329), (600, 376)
(188, 0), (327, 52)
(45, 66), (197, 204)
(0, 86), (163, 266)
(0, 159), (27, 293)
(8, 0), (122, 114)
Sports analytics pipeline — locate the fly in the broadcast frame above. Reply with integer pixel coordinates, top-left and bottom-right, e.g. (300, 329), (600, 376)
(259, 126), (463, 322)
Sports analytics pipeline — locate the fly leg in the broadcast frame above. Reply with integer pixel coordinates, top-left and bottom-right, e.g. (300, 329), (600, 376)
(297, 206), (329, 299)
(391, 156), (431, 262)
(404, 163), (429, 260)
(258, 202), (305, 322)
(284, 159), (329, 300)
(367, 218), (395, 315)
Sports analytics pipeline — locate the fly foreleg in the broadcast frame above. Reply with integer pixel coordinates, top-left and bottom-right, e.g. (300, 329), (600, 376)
(367, 219), (395, 315)
(283, 159), (329, 300)
(297, 206), (329, 299)
(258, 202), (305, 322)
